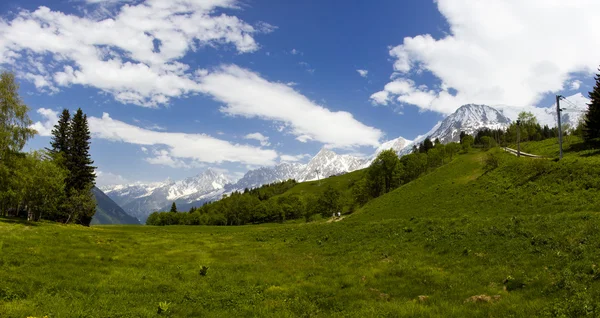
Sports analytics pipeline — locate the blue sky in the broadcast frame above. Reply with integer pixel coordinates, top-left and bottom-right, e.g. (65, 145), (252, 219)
(1, 0), (598, 186)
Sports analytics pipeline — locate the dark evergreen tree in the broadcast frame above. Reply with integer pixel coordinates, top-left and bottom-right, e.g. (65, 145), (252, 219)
(422, 138), (434, 153)
(49, 109), (71, 158)
(584, 68), (600, 146)
(459, 131), (467, 144)
(68, 109), (95, 191)
(170, 202), (177, 213)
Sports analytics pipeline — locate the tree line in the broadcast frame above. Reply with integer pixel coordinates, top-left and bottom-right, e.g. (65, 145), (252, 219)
(0, 72), (96, 225)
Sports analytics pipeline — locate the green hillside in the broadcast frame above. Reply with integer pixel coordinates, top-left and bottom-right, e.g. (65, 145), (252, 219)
(91, 187), (140, 225)
(2, 142), (600, 317)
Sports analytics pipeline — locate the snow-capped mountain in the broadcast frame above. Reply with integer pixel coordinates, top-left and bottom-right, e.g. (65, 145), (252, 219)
(101, 180), (173, 207)
(399, 104), (511, 155)
(231, 162), (306, 190)
(295, 148), (366, 182)
(429, 104), (511, 143)
(363, 136), (411, 167)
(167, 169), (230, 202)
(101, 169), (230, 222)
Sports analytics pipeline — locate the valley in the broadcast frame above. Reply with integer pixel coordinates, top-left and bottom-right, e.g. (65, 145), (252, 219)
(3, 140), (600, 317)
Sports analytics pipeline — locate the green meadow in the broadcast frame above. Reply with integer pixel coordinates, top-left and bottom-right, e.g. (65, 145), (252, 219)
(2, 140), (600, 317)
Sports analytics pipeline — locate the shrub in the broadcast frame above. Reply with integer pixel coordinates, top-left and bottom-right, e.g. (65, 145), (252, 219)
(157, 301), (171, 314)
(199, 265), (209, 276)
(484, 152), (501, 171)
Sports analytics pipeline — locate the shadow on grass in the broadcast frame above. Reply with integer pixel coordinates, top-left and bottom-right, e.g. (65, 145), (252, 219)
(0, 216), (40, 226)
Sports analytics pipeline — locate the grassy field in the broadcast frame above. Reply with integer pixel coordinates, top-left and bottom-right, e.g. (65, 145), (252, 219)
(2, 143), (600, 317)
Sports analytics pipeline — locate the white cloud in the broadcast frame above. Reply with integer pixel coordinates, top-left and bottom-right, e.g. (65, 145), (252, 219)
(198, 65), (382, 149)
(372, 0), (600, 114)
(280, 153), (310, 162)
(570, 80), (582, 90)
(30, 108), (59, 136)
(0, 0), (272, 107)
(89, 113), (279, 166)
(290, 48), (302, 55)
(244, 132), (270, 146)
(95, 170), (129, 187)
(140, 146), (148, 153)
(356, 69), (368, 78)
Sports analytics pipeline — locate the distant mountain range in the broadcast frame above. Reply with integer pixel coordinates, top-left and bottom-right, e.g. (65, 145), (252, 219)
(102, 93), (590, 223)
(91, 187), (140, 225)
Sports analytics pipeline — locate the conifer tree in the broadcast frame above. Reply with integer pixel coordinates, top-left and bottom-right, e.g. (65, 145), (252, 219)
(170, 202), (177, 213)
(584, 68), (600, 146)
(69, 109), (95, 191)
(49, 109), (71, 158)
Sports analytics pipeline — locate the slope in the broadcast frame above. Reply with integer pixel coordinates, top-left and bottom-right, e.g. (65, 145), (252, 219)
(91, 187), (140, 225)
(354, 145), (600, 223)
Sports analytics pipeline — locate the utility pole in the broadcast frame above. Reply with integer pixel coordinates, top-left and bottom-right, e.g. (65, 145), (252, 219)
(516, 119), (521, 157)
(556, 95), (564, 160)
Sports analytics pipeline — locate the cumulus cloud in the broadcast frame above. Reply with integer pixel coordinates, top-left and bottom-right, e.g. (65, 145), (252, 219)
(30, 108), (59, 136)
(371, 0), (600, 114)
(356, 69), (368, 78)
(198, 65), (383, 149)
(570, 80), (582, 91)
(95, 170), (129, 187)
(88, 113), (279, 166)
(244, 132), (270, 146)
(0, 0), (271, 107)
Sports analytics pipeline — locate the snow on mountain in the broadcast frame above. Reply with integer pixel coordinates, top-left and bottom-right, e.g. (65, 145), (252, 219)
(102, 169), (230, 222)
(363, 136), (411, 167)
(231, 162), (306, 191)
(296, 148), (366, 182)
(167, 169), (230, 201)
(430, 104), (512, 143)
(100, 180), (173, 207)
(399, 104), (511, 155)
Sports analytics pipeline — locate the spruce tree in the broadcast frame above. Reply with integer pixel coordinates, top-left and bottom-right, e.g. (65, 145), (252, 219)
(69, 109), (96, 191)
(170, 202), (177, 213)
(49, 109), (70, 160)
(584, 68), (600, 147)
(67, 109), (96, 226)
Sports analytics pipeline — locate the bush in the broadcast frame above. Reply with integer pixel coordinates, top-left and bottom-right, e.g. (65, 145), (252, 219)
(199, 265), (209, 276)
(157, 301), (171, 314)
(484, 152), (501, 171)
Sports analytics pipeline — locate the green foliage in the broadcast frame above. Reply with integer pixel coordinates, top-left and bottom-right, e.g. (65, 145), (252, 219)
(68, 108), (95, 193)
(479, 136), (497, 150)
(0, 71), (35, 157)
(170, 202), (177, 213)
(366, 149), (402, 197)
(64, 185), (97, 226)
(483, 151), (501, 171)
(157, 301), (171, 314)
(584, 67), (600, 147)
(199, 265), (209, 276)
(49, 109), (70, 159)
(460, 135), (474, 152)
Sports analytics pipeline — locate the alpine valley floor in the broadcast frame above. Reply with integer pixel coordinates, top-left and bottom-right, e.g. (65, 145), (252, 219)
(2, 141), (600, 317)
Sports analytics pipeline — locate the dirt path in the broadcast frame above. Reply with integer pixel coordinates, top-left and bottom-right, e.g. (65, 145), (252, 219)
(327, 216), (346, 223)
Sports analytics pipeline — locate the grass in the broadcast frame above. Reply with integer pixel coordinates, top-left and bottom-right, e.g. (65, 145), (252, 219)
(2, 142), (600, 317)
